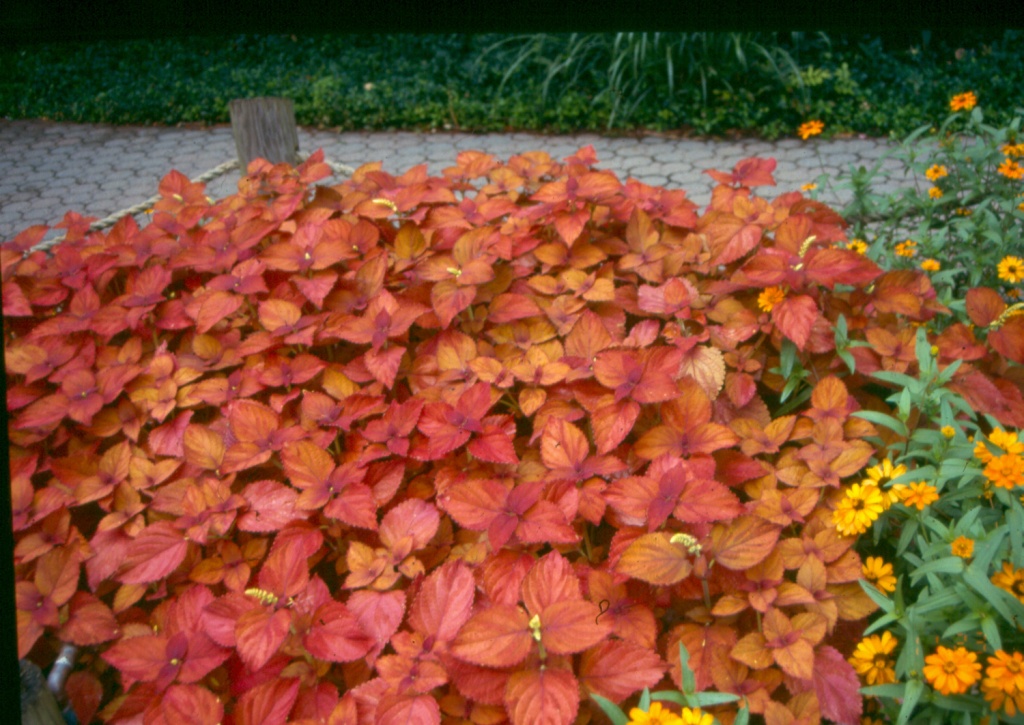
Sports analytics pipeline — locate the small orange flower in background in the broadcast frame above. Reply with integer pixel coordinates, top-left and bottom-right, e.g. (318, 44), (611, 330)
(926, 164), (949, 181)
(895, 239), (917, 258)
(846, 239), (868, 254)
(998, 158), (1024, 180)
(941, 425), (956, 438)
(801, 182), (818, 191)
(991, 562), (1024, 605)
(833, 483), (886, 536)
(950, 91), (978, 111)
(951, 536), (974, 559)
(984, 453), (1024, 490)
(899, 481), (940, 510)
(998, 256), (1024, 284)
(1004, 143), (1024, 158)
(956, 207), (973, 216)
(757, 286), (786, 313)
(975, 428), (1024, 462)
(921, 258), (941, 271)
(627, 702), (683, 725)
(923, 645), (982, 695)
(983, 650), (1024, 716)
(927, 186), (943, 199)
(798, 120), (824, 140)
(849, 631), (899, 685)
(862, 556), (897, 593)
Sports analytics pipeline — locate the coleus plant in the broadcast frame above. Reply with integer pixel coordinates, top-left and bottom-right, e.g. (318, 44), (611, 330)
(6, 145), (1024, 725)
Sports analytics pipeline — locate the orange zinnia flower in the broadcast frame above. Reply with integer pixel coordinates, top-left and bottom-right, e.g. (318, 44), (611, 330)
(951, 536), (974, 559)
(984, 454), (1024, 490)
(757, 286), (786, 313)
(923, 645), (982, 695)
(798, 120), (824, 140)
(992, 562), (1024, 605)
(998, 158), (1024, 180)
(899, 481), (940, 510)
(950, 91), (977, 111)
(984, 650), (1024, 716)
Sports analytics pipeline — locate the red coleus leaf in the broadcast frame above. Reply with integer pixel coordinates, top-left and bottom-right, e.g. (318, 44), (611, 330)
(144, 684), (224, 725)
(812, 645), (863, 725)
(281, 440), (377, 530)
(60, 591), (119, 646)
(772, 293), (819, 351)
(590, 398), (640, 455)
(236, 607), (293, 672)
(304, 601), (374, 663)
(415, 382), (495, 460)
(376, 694), (441, 725)
(505, 665), (579, 725)
(579, 639), (666, 702)
(120, 522), (190, 584)
(408, 559), (476, 642)
(233, 677), (300, 725)
(238, 480), (307, 532)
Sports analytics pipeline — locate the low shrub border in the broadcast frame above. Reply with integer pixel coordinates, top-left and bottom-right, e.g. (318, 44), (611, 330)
(6, 138), (1024, 723)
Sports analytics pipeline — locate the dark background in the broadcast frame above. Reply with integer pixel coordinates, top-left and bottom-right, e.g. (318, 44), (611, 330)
(3, 0), (1020, 44)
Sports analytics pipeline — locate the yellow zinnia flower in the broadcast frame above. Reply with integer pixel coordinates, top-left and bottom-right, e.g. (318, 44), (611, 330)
(899, 481), (940, 510)
(950, 91), (978, 111)
(1003, 143), (1024, 158)
(921, 258), (940, 271)
(941, 425), (956, 438)
(833, 483), (886, 536)
(846, 239), (868, 254)
(862, 556), (897, 593)
(927, 186), (943, 199)
(628, 702), (684, 725)
(923, 645), (982, 695)
(757, 286), (786, 313)
(679, 708), (714, 725)
(798, 120), (824, 140)
(925, 164), (949, 181)
(951, 536), (974, 559)
(849, 631), (898, 685)
(998, 256), (1024, 284)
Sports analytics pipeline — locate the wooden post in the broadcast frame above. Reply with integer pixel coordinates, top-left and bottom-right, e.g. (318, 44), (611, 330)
(229, 97), (301, 169)
(20, 660), (65, 725)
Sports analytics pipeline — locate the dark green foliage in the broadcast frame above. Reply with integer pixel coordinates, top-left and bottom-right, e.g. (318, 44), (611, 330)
(0, 31), (1021, 138)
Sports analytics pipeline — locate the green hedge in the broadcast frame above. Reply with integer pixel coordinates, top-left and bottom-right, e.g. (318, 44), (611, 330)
(1, 31), (1021, 138)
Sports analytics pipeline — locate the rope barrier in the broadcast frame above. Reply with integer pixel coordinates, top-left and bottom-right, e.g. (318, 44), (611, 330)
(31, 155), (354, 253)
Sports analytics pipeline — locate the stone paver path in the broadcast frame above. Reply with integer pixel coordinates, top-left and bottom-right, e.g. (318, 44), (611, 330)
(0, 120), (918, 246)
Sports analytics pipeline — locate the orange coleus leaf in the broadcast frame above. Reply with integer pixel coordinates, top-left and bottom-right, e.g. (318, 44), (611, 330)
(145, 684), (224, 725)
(734, 415), (797, 456)
(450, 605), (532, 668)
(593, 347), (682, 404)
(616, 531), (694, 585)
(540, 418), (625, 483)
(280, 440), (376, 530)
(634, 379), (738, 460)
(376, 694), (441, 725)
(60, 591), (119, 646)
(504, 665), (579, 725)
(669, 624), (738, 694)
(802, 247), (882, 289)
(709, 516), (781, 570)
(965, 286), (1006, 327)
(705, 156), (777, 188)
(536, 600), (610, 655)
(589, 397), (640, 455)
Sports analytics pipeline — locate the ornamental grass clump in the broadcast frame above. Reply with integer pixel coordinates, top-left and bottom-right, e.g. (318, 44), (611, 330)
(6, 146), (1024, 724)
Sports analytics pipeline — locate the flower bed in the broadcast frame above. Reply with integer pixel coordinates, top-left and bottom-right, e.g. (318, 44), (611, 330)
(6, 128), (1024, 724)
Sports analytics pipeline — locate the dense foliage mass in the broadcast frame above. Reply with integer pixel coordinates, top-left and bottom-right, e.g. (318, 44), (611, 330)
(2, 30), (1022, 138)
(7, 144), (1024, 724)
